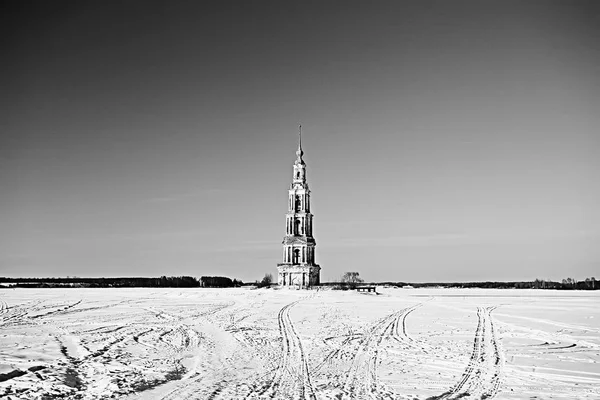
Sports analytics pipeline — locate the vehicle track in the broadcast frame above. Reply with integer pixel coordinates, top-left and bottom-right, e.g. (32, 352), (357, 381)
(428, 306), (504, 400)
(255, 298), (317, 400)
(69, 324), (158, 360)
(193, 301), (236, 320)
(0, 300), (9, 324)
(1, 300), (44, 325)
(365, 311), (402, 399)
(30, 299), (83, 319)
(156, 302), (239, 400)
(56, 299), (132, 316)
(341, 306), (420, 399)
(391, 303), (421, 344)
(313, 333), (359, 374)
(0, 300), (8, 315)
(308, 304), (421, 399)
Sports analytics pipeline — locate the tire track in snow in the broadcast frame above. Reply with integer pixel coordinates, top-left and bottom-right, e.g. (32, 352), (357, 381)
(391, 303), (421, 344)
(30, 299), (83, 319)
(1, 300), (44, 325)
(157, 301), (237, 400)
(0, 300), (9, 324)
(0, 300), (8, 315)
(428, 306), (504, 400)
(346, 306), (420, 399)
(312, 333), (359, 374)
(432, 307), (486, 399)
(365, 311), (401, 399)
(287, 301), (317, 400)
(255, 298), (316, 400)
(370, 304), (423, 398)
(56, 299), (133, 317)
(315, 304), (420, 399)
(186, 299), (287, 400)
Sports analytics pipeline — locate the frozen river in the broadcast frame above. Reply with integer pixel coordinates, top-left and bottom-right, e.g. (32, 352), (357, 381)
(1, 287), (599, 399)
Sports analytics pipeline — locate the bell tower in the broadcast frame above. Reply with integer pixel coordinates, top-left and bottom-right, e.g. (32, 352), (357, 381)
(277, 126), (321, 288)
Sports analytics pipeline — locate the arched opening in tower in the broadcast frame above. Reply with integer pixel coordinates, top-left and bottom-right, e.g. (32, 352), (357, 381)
(294, 249), (300, 264)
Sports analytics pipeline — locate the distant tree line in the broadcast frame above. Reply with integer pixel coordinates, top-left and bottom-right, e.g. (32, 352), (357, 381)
(528, 277), (597, 290)
(2, 275), (597, 290)
(0, 276), (202, 288)
(321, 276), (598, 290)
(200, 276), (243, 288)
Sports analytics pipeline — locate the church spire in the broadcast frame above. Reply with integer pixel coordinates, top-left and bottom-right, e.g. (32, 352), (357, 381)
(296, 124), (304, 164)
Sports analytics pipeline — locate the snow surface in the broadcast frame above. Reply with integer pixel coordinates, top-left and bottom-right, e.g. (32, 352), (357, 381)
(0, 287), (598, 399)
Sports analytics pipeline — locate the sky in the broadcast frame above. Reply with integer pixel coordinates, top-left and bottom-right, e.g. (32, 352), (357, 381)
(1, 1), (599, 283)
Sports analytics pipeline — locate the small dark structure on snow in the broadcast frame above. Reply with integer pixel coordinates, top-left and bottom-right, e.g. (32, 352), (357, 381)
(356, 286), (376, 293)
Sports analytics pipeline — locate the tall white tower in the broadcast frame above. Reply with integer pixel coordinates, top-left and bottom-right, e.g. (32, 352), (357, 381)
(277, 127), (321, 288)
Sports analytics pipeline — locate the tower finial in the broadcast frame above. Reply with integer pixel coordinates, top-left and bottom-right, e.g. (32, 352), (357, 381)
(296, 124), (304, 162)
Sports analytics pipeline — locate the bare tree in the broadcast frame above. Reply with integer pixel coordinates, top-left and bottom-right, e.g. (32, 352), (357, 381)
(258, 273), (273, 288)
(341, 272), (364, 289)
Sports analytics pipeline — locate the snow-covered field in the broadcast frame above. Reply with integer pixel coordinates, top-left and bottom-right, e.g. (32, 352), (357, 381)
(0, 287), (598, 400)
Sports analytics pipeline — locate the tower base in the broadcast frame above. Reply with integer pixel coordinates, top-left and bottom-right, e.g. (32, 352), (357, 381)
(277, 263), (320, 288)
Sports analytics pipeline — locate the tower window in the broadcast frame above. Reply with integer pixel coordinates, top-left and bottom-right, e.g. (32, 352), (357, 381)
(296, 171), (300, 179)
(295, 195), (301, 211)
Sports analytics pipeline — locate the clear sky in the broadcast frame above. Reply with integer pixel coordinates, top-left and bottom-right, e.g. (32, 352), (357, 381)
(1, 1), (599, 282)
